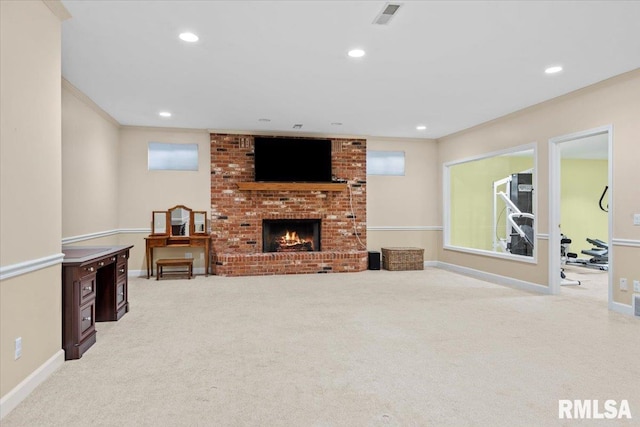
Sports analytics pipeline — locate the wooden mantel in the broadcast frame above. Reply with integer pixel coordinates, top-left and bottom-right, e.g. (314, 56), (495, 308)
(236, 182), (347, 192)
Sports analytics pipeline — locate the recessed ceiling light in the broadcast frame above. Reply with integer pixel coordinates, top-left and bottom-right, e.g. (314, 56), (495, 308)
(416, 125), (427, 130)
(348, 49), (365, 58)
(159, 111), (172, 118)
(258, 118), (271, 122)
(179, 32), (199, 42)
(545, 65), (563, 74)
(331, 122), (343, 126)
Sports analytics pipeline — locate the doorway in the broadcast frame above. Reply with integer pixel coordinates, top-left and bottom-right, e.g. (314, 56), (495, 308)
(549, 126), (612, 307)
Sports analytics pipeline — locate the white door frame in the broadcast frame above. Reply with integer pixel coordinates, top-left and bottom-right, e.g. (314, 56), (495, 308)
(548, 125), (613, 307)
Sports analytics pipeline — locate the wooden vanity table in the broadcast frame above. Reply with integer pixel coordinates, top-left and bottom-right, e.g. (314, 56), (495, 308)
(61, 245), (133, 360)
(145, 205), (210, 278)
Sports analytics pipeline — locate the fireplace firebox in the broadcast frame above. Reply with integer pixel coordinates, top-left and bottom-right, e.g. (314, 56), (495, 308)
(262, 219), (321, 253)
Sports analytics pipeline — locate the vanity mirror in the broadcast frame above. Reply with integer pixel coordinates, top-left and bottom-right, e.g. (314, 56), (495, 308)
(152, 211), (169, 235)
(444, 145), (536, 260)
(169, 205), (191, 236)
(146, 205), (210, 278)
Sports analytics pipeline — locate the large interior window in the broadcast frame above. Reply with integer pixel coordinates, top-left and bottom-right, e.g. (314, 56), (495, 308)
(444, 144), (536, 261)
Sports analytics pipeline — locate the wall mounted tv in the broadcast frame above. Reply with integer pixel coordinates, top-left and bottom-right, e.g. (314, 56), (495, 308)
(254, 137), (332, 182)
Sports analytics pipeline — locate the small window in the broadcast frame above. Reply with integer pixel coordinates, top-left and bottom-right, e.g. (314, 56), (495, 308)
(148, 142), (198, 171)
(367, 150), (405, 176)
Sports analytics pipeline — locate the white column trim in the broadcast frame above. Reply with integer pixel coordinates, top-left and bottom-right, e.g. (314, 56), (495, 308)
(0, 253), (65, 281)
(61, 228), (151, 245)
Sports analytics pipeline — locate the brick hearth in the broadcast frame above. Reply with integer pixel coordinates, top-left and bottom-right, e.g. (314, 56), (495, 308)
(210, 133), (367, 276)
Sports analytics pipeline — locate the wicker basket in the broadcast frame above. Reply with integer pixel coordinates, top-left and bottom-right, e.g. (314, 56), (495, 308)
(381, 247), (424, 271)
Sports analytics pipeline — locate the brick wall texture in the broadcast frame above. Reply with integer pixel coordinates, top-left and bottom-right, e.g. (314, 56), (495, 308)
(210, 133), (368, 276)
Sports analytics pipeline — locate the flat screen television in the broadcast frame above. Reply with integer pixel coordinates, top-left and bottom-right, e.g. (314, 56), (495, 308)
(254, 137), (332, 182)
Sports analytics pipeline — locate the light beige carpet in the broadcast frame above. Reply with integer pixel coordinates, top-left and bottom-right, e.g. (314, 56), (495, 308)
(3, 268), (639, 426)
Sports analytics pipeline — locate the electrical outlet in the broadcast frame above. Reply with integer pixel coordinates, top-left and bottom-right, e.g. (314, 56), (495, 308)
(634, 280), (640, 293)
(634, 213), (640, 226)
(15, 337), (22, 360)
(185, 252), (192, 259)
(200, 252), (204, 259)
(620, 278), (628, 291)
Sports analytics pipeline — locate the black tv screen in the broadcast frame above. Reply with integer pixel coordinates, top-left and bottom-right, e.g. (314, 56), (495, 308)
(254, 137), (332, 182)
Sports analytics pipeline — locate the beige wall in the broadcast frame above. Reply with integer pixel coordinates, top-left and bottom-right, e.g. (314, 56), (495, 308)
(62, 82), (120, 239)
(0, 0), (64, 398)
(366, 137), (440, 260)
(438, 69), (640, 304)
(117, 127), (211, 272)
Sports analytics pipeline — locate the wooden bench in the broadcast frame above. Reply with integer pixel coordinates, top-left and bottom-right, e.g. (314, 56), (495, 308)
(156, 258), (194, 280)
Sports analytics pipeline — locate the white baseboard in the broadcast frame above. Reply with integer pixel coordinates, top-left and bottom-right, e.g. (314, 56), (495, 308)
(0, 350), (65, 419)
(424, 261), (438, 267)
(435, 261), (552, 295)
(128, 267), (208, 278)
(609, 300), (634, 316)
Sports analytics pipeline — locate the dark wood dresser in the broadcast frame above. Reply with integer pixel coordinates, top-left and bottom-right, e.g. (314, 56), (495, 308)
(61, 245), (133, 360)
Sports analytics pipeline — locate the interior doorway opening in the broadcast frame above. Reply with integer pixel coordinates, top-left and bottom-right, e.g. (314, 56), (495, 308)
(549, 126), (612, 306)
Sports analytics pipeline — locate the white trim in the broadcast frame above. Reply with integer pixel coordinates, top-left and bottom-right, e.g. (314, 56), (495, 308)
(119, 228), (151, 234)
(62, 229), (120, 245)
(537, 234), (549, 240)
(443, 142), (538, 263)
(443, 245), (538, 264)
(62, 228), (151, 244)
(424, 261), (438, 268)
(0, 350), (65, 419)
(367, 226), (443, 231)
(128, 267), (208, 278)
(62, 79), (119, 126)
(0, 253), (65, 281)
(548, 125), (613, 302)
(611, 238), (640, 248)
(436, 262), (552, 294)
(609, 301), (633, 316)
(42, 0), (71, 21)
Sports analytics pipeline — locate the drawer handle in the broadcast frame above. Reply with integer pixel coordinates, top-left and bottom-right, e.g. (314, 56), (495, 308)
(119, 268), (125, 273)
(118, 292), (124, 296)
(121, 254), (127, 259)
(98, 261), (104, 266)
(83, 286), (92, 291)
(86, 267), (95, 272)
(111, 257), (116, 261)
(82, 316), (92, 322)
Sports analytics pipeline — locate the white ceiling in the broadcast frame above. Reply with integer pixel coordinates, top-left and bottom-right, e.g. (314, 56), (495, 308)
(60, 1), (640, 139)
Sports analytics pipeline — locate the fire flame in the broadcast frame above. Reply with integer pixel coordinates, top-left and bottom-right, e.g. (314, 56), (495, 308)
(280, 231), (304, 245)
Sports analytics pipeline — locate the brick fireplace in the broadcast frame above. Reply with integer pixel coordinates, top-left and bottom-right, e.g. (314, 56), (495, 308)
(210, 133), (368, 276)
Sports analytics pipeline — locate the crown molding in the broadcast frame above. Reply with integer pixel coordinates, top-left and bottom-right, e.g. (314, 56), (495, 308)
(439, 67), (640, 142)
(42, 0), (71, 21)
(207, 128), (367, 140)
(62, 78), (120, 127)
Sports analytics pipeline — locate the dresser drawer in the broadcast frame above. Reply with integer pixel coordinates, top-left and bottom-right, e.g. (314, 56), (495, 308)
(116, 262), (127, 281)
(78, 274), (96, 306)
(79, 302), (95, 341)
(95, 255), (116, 269)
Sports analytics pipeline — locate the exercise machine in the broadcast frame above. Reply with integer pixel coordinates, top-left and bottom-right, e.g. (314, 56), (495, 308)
(565, 237), (609, 271)
(493, 172), (534, 256)
(560, 234), (580, 286)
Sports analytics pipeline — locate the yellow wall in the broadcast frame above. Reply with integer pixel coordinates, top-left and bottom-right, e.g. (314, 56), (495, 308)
(560, 159), (608, 256)
(438, 69), (640, 304)
(449, 155), (534, 251)
(0, 0), (64, 398)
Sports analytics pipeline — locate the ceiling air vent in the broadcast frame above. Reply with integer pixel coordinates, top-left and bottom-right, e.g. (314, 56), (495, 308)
(293, 124), (303, 129)
(373, 3), (402, 25)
